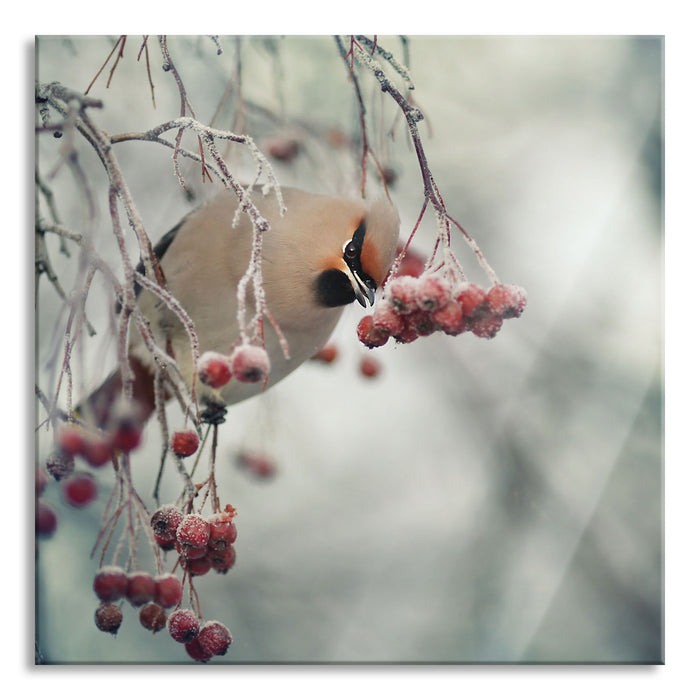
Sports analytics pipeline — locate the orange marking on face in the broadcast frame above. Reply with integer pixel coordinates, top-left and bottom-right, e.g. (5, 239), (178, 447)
(360, 238), (382, 286)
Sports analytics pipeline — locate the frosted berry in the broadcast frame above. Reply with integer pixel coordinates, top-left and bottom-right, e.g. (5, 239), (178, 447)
(150, 504), (183, 549)
(357, 315), (389, 349)
(372, 300), (404, 337)
(486, 283), (527, 319)
(177, 514), (211, 549)
(126, 571), (156, 606)
(110, 411), (142, 453)
(62, 472), (97, 508)
(454, 282), (487, 319)
(197, 620), (233, 657)
(403, 309), (436, 337)
(168, 608), (200, 643)
(170, 430), (199, 458)
(432, 300), (466, 336)
(180, 555), (212, 576)
(386, 275), (420, 314)
(470, 313), (504, 339)
(176, 540), (209, 560)
(185, 636), (213, 663)
(209, 544), (236, 574)
(95, 602), (123, 635)
(93, 566), (128, 602)
(311, 343), (339, 364)
(56, 425), (86, 457)
(207, 513), (237, 549)
(46, 451), (74, 481)
(359, 356), (381, 378)
(139, 602), (167, 633)
(36, 500), (57, 537)
(416, 274), (452, 312)
(154, 573), (183, 608)
(232, 344), (270, 384)
(392, 320), (419, 344)
(197, 351), (233, 389)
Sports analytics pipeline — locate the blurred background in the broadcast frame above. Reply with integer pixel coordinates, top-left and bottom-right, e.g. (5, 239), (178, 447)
(34, 35), (663, 664)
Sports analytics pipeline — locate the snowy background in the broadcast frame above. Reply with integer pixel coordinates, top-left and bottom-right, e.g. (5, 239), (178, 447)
(34, 35), (662, 664)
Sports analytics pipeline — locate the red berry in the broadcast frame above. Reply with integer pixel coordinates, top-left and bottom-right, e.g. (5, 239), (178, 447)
(392, 320), (419, 344)
(93, 566), (128, 602)
(197, 620), (233, 657)
(170, 430), (199, 458)
(454, 282), (487, 319)
(236, 451), (276, 479)
(35, 500), (57, 537)
(185, 636), (213, 663)
(154, 573), (183, 608)
(486, 283), (527, 319)
(207, 514), (237, 548)
(372, 300), (404, 336)
(311, 343), (339, 364)
(432, 300), (467, 335)
(266, 135), (301, 162)
(139, 602), (167, 633)
(151, 504), (183, 551)
(231, 344), (270, 384)
(197, 351), (233, 389)
(416, 274), (452, 312)
(385, 275), (419, 314)
(403, 309), (437, 337)
(180, 555), (212, 576)
(168, 609), (201, 643)
(95, 602), (123, 635)
(126, 571), (156, 606)
(176, 540), (209, 560)
(82, 436), (113, 467)
(359, 355), (381, 378)
(394, 245), (426, 278)
(62, 472), (97, 508)
(110, 415), (142, 453)
(356, 315), (389, 349)
(56, 425), (86, 457)
(209, 544), (236, 574)
(177, 514), (210, 549)
(470, 313), (504, 339)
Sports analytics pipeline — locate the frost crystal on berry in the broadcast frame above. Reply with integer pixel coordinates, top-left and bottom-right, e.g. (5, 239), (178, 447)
(185, 636), (213, 663)
(372, 300), (404, 336)
(454, 282), (487, 319)
(168, 609), (200, 643)
(95, 602), (123, 635)
(126, 571), (156, 606)
(170, 429), (199, 457)
(197, 620), (233, 657)
(177, 514), (211, 549)
(416, 274), (452, 312)
(93, 566), (128, 602)
(154, 573), (183, 608)
(385, 275), (419, 314)
(197, 351), (233, 389)
(231, 344), (270, 384)
(357, 315), (389, 349)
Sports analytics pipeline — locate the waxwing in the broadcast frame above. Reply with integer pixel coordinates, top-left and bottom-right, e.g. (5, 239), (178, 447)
(80, 186), (400, 427)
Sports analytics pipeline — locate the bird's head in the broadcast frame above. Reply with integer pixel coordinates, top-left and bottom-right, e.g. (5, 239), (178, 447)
(314, 196), (400, 309)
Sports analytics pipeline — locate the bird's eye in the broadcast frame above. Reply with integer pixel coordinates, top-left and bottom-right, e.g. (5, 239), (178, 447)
(344, 241), (358, 259)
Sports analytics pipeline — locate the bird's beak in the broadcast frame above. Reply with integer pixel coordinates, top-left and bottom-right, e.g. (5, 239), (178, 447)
(344, 263), (376, 308)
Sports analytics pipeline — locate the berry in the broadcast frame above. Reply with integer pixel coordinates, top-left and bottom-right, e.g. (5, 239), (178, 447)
(185, 636), (213, 663)
(95, 602), (123, 635)
(470, 313), (504, 339)
(56, 425), (86, 457)
(198, 621), (233, 657)
(126, 571), (156, 606)
(385, 276), (419, 314)
(392, 320), (419, 345)
(197, 351), (233, 389)
(486, 283), (527, 319)
(62, 472), (97, 508)
(416, 274), (452, 312)
(357, 315), (389, 349)
(151, 505), (183, 551)
(454, 282), (487, 319)
(110, 414), (142, 453)
(265, 135), (301, 162)
(82, 436), (112, 467)
(170, 429), (199, 458)
(139, 602), (167, 633)
(207, 514), (237, 548)
(177, 514), (210, 549)
(168, 609), (200, 643)
(394, 245), (425, 278)
(93, 566), (128, 602)
(237, 451), (276, 479)
(311, 343), (339, 364)
(209, 545), (236, 574)
(432, 300), (467, 335)
(403, 309), (437, 337)
(231, 344), (270, 384)
(154, 573), (183, 608)
(359, 356), (381, 378)
(36, 500), (57, 537)
(180, 555), (212, 576)
(372, 300), (404, 337)
(45, 451), (74, 481)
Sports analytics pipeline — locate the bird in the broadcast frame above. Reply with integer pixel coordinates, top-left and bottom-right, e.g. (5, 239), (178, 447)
(78, 185), (401, 428)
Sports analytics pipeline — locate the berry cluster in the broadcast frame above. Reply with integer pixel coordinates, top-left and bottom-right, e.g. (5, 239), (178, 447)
(197, 343), (270, 390)
(358, 275), (527, 348)
(150, 506), (238, 577)
(168, 610), (232, 662)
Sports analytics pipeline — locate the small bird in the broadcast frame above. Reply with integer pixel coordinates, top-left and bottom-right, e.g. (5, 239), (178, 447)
(80, 185), (400, 427)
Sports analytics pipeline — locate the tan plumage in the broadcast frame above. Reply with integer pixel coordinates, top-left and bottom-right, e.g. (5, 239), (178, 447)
(83, 186), (400, 425)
